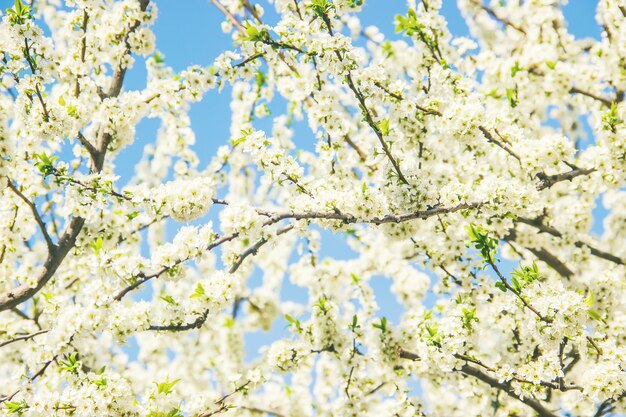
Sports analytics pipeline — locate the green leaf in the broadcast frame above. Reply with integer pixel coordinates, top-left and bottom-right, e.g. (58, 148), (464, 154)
(126, 211), (140, 221)
(395, 7), (437, 51)
(159, 295), (178, 305)
(284, 314), (302, 332)
(379, 118), (390, 136)
(349, 314), (360, 331)
(486, 88), (500, 99)
(511, 275), (521, 293)
(382, 41), (394, 57)
(424, 323), (441, 346)
(373, 316), (388, 333)
(67, 105), (78, 117)
(190, 283), (205, 298)
(505, 87), (518, 108)
(6, 0), (32, 25)
(461, 307), (478, 331)
(466, 224), (498, 263)
(93, 376), (107, 388)
(546, 61), (556, 70)
(244, 23), (270, 43)
(90, 237), (103, 254)
(495, 281), (508, 292)
(314, 296), (330, 314)
(59, 352), (80, 374)
(155, 377), (180, 395)
(4, 400), (28, 415)
(33, 153), (58, 178)
(585, 291), (594, 307)
(307, 0), (334, 18)
(602, 102), (620, 133)
(147, 407), (184, 417)
(255, 70), (266, 88)
(588, 309), (602, 322)
(510, 262), (541, 292)
(510, 61), (521, 78)
(153, 51), (166, 64)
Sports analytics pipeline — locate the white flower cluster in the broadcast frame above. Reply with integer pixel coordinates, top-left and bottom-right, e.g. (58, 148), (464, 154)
(0, 0), (625, 416)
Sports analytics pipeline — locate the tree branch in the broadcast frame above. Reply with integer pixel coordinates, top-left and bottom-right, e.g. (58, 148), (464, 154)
(399, 349), (559, 417)
(536, 166), (596, 190)
(0, 353), (57, 403)
(115, 201), (484, 299)
(0, 329), (49, 349)
(0, 0), (150, 313)
(74, 10), (89, 97)
(148, 310), (209, 331)
(228, 225), (293, 274)
(569, 87), (612, 108)
(469, 0), (527, 35)
(344, 71), (410, 185)
(208, 0), (246, 33)
(6, 179), (55, 251)
(517, 216), (624, 265)
(478, 126), (522, 162)
(0, 216), (84, 312)
(525, 246), (574, 279)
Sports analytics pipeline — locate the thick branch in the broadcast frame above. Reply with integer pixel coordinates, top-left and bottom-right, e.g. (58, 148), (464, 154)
(93, 0), (149, 171)
(0, 217), (84, 312)
(0, 0), (150, 313)
(502, 233), (575, 279)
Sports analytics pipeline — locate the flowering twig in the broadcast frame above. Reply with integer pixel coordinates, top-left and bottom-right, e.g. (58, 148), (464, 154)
(148, 309), (209, 331)
(399, 349), (558, 417)
(6, 179), (54, 251)
(0, 329), (49, 349)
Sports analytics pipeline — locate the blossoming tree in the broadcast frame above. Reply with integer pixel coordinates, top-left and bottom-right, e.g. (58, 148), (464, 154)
(0, 0), (625, 415)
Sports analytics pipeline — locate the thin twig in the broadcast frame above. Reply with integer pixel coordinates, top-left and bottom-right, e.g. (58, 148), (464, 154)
(569, 87), (612, 108)
(74, 10), (89, 97)
(209, 0), (246, 33)
(148, 310), (209, 331)
(6, 179), (55, 251)
(0, 329), (49, 348)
